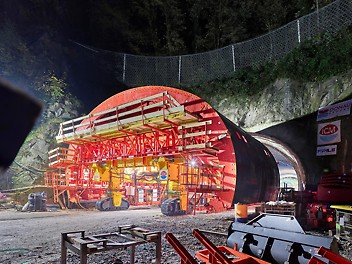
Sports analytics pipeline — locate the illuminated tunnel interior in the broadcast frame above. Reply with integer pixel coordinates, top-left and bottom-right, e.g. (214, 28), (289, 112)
(253, 134), (306, 191)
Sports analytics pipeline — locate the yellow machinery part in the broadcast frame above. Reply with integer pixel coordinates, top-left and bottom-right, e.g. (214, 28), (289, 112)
(167, 180), (180, 193)
(165, 163), (181, 200)
(91, 162), (111, 182)
(125, 158), (135, 167)
(111, 167), (122, 207)
(112, 191), (122, 207)
(168, 163), (179, 181)
(157, 157), (167, 170)
(180, 190), (188, 211)
(134, 157), (144, 166)
(100, 167), (111, 182)
(116, 159), (125, 168)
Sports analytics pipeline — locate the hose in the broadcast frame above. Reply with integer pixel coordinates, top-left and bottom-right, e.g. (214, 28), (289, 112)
(1, 248), (34, 263)
(0, 248), (31, 253)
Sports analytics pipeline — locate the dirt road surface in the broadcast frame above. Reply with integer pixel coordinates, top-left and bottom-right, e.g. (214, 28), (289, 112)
(1, 207), (351, 264)
(0, 207), (234, 264)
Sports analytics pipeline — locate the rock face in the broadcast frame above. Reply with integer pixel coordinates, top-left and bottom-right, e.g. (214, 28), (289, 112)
(1, 99), (79, 189)
(214, 71), (352, 132)
(198, 71), (352, 188)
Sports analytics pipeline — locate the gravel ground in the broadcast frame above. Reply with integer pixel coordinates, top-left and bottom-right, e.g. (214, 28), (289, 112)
(0, 206), (351, 264)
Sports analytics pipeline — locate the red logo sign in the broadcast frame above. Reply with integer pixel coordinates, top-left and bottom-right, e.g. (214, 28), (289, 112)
(319, 124), (338, 135)
(318, 109), (329, 114)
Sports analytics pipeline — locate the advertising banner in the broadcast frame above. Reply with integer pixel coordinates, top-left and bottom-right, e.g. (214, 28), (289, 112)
(317, 99), (352, 121)
(316, 145), (337, 156)
(317, 120), (341, 145)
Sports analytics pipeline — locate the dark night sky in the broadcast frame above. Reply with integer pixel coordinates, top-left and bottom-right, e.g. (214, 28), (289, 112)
(1, 1), (329, 113)
(65, 41), (130, 113)
(0, 1), (130, 113)
(58, 39), (130, 113)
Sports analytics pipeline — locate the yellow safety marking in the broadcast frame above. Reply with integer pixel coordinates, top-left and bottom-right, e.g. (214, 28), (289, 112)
(330, 205), (352, 212)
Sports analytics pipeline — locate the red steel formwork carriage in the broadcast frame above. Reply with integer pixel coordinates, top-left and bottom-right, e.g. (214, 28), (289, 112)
(45, 86), (279, 213)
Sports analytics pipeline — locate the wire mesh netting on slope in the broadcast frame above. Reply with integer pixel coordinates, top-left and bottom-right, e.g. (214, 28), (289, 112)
(73, 0), (352, 87)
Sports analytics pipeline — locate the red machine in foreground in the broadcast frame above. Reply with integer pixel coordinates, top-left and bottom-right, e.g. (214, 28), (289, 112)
(166, 227), (350, 264)
(45, 86), (279, 214)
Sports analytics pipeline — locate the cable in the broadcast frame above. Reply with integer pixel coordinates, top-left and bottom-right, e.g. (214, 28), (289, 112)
(13, 161), (43, 177)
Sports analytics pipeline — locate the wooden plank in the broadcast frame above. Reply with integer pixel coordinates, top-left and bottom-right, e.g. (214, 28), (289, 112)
(92, 101), (166, 127)
(164, 93), (181, 106)
(61, 114), (88, 126)
(178, 120), (212, 129)
(61, 121), (88, 133)
(86, 106), (184, 135)
(56, 105), (193, 143)
(178, 144), (206, 151)
(178, 130), (212, 139)
(58, 94), (169, 136)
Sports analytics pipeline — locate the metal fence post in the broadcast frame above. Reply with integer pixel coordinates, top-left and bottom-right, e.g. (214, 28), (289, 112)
(297, 19), (301, 43)
(316, 0), (320, 31)
(231, 45), (236, 72)
(178, 56), (182, 84)
(123, 54), (126, 82)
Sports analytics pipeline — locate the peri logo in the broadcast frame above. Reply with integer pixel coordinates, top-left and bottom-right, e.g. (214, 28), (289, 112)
(159, 170), (168, 180)
(319, 124), (338, 142)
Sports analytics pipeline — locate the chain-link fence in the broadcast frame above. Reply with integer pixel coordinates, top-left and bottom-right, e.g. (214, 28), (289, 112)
(80, 0), (352, 87)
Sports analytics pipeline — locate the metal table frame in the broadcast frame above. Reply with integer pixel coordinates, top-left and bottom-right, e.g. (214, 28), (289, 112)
(61, 225), (161, 264)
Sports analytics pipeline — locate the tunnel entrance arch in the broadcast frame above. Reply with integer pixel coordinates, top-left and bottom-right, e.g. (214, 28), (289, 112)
(252, 134), (306, 191)
(46, 86), (280, 213)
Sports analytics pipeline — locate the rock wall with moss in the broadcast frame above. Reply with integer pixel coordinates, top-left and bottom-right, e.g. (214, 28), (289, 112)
(1, 99), (79, 189)
(207, 70), (352, 132)
(192, 71), (352, 187)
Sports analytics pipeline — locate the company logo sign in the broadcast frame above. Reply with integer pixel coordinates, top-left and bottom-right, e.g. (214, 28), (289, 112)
(317, 99), (352, 121)
(159, 169), (168, 181)
(317, 120), (341, 145)
(316, 145), (337, 156)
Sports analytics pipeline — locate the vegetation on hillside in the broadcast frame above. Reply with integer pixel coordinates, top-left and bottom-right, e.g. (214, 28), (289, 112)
(0, 0), (339, 109)
(186, 26), (352, 101)
(0, 0), (333, 56)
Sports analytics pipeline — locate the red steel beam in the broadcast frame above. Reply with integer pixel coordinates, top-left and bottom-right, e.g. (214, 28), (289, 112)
(308, 246), (352, 264)
(165, 233), (198, 264)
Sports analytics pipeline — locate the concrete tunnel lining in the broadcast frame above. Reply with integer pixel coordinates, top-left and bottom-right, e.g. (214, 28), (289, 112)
(252, 133), (306, 191)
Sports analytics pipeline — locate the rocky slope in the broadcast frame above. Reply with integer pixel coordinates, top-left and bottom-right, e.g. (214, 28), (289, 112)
(1, 98), (79, 189)
(211, 70), (352, 132)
